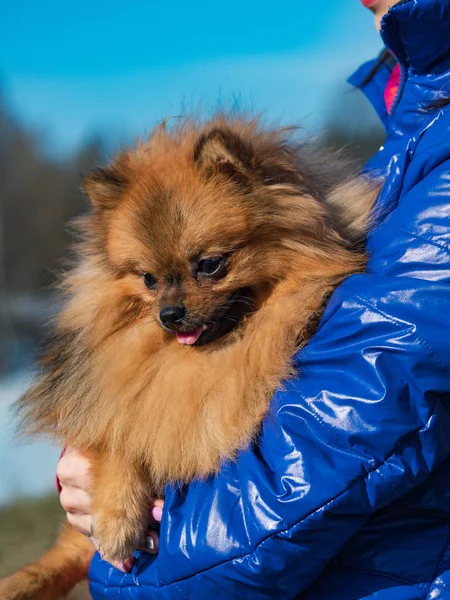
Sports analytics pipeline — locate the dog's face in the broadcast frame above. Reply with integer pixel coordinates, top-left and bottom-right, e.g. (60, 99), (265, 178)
(84, 123), (327, 346)
(107, 180), (273, 347)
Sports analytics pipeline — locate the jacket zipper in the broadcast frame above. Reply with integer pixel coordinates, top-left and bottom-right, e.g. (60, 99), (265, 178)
(389, 58), (407, 117)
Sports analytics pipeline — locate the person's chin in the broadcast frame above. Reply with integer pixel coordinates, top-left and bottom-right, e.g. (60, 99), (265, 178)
(360, 0), (379, 8)
(375, 11), (384, 32)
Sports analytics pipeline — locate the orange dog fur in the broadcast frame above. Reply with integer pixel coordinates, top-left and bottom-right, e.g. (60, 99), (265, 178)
(0, 116), (379, 599)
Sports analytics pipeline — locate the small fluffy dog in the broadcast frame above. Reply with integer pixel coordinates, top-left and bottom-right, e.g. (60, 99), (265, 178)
(0, 116), (379, 599)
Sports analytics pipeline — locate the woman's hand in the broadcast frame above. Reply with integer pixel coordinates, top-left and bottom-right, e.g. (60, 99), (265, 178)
(57, 447), (163, 572)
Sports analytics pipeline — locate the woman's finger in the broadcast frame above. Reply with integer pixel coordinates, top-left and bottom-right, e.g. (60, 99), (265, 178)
(66, 511), (93, 537)
(57, 447), (92, 491)
(59, 486), (92, 515)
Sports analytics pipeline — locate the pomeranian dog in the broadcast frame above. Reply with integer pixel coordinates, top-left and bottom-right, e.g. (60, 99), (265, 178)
(0, 115), (379, 599)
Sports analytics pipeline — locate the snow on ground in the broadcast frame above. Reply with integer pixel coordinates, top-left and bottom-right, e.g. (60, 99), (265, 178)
(0, 372), (60, 504)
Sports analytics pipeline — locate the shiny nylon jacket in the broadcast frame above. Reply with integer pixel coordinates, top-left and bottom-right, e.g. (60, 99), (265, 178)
(89, 0), (450, 597)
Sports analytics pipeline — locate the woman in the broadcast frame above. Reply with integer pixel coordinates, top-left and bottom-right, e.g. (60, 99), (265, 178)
(58, 0), (450, 597)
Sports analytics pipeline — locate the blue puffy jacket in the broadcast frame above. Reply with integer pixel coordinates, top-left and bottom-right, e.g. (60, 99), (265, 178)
(89, 1), (450, 598)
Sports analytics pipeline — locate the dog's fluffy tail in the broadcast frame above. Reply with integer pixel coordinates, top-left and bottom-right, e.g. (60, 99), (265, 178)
(0, 523), (93, 600)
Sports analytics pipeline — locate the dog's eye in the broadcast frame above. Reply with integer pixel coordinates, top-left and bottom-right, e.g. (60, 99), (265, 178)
(197, 257), (225, 278)
(143, 273), (157, 290)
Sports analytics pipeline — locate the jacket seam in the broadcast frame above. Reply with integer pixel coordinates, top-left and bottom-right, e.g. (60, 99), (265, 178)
(352, 295), (450, 373)
(395, 226), (450, 257)
(428, 524), (450, 595)
(326, 566), (427, 590)
(298, 296), (411, 462)
(373, 466), (402, 500)
(352, 294), (410, 330)
(408, 132), (450, 161)
(175, 580), (190, 599)
(271, 535), (306, 556)
(429, 581), (450, 592)
(293, 391), (373, 462)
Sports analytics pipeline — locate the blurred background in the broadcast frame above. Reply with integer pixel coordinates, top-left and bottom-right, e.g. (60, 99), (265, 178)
(0, 0), (384, 596)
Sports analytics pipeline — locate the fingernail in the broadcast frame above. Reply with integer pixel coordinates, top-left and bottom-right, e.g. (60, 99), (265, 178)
(152, 505), (163, 522)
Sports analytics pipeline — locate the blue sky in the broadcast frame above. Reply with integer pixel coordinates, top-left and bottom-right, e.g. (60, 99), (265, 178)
(0, 0), (382, 155)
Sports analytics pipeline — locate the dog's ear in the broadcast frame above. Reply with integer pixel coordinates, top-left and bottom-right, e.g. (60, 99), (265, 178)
(194, 126), (304, 190)
(194, 127), (254, 185)
(83, 159), (130, 210)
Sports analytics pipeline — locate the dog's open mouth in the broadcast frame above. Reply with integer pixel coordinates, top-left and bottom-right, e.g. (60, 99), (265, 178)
(176, 287), (255, 347)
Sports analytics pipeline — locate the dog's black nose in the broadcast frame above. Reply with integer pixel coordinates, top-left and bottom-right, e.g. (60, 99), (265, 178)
(160, 305), (186, 326)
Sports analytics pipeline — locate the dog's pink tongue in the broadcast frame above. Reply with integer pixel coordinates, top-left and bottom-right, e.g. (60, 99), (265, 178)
(176, 329), (203, 345)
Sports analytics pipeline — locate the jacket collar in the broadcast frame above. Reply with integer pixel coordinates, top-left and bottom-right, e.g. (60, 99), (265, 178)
(348, 55), (394, 130)
(382, 0), (450, 75)
(349, 0), (450, 132)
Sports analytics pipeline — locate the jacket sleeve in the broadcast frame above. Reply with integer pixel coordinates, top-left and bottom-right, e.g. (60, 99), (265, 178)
(89, 158), (450, 599)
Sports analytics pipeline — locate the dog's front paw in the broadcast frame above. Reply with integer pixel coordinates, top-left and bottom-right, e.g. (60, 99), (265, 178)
(93, 510), (144, 565)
